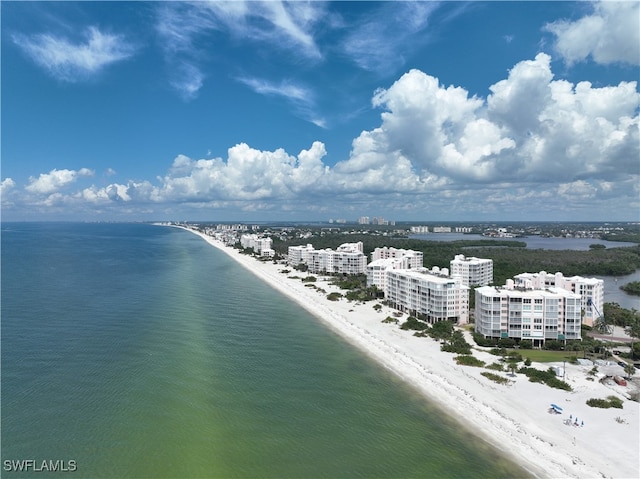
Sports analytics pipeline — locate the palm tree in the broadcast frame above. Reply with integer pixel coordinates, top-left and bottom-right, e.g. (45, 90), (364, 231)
(623, 363), (636, 379)
(626, 318), (640, 361)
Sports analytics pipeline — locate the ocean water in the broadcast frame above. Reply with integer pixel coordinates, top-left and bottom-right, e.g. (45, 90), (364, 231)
(1, 223), (529, 478)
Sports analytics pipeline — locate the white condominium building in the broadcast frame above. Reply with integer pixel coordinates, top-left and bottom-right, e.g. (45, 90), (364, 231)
(337, 241), (364, 253)
(450, 254), (493, 287)
(410, 226), (429, 233)
(288, 242), (366, 275)
(367, 247), (424, 292)
(240, 234), (274, 257)
(287, 244), (315, 266)
(513, 271), (604, 326)
(371, 247), (423, 269)
(475, 282), (582, 347)
(307, 249), (367, 275)
(385, 268), (469, 324)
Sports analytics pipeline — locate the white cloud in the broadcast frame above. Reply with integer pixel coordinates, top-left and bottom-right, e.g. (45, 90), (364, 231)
(13, 27), (136, 81)
(238, 76), (310, 102)
(155, 1), (325, 98)
(1, 178), (16, 194)
(237, 76), (326, 127)
(544, 1), (640, 66)
(341, 2), (438, 74)
(200, 0), (323, 59)
(6, 55), (638, 221)
(1, 178), (17, 206)
(342, 53), (638, 188)
(170, 62), (205, 101)
(25, 168), (94, 195)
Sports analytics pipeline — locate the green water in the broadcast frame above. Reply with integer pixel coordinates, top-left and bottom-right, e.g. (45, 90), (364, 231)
(1, 223), (529, 478)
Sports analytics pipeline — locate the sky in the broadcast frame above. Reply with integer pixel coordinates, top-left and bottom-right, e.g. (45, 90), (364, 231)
(2, 1), (639, 223)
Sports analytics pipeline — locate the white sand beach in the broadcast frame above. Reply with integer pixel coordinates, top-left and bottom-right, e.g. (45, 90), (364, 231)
(180, 226), (639, 479)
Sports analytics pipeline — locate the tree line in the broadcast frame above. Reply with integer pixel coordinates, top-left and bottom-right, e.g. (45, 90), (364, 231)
(272, 233), (640, 285)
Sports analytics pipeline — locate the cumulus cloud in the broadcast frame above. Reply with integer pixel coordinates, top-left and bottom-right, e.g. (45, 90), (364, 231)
(155, 141), (330, 202)
(338, 53), (638, 190)
(12, 27), (136, 81)
(6, 54), (638, 220)
(1, 178), (16, 194)
(1, 178), (17, 206)
(544, 1), (640, 66)
(25, 168), (94, 195)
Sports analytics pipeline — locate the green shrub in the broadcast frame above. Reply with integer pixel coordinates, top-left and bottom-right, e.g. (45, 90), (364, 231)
(400, 316), (429, 331)
(481, 372), (511, 385)
(544, 340), (564, 351)
(586, 396), (623, 409)
(472, 332), (497, 347)
(382, 316), (398, 324)
(519, 339), (533, 349)
(441, 330), (472, 354)
(497, 338), (516, 348)
(455, 355), (485, 367)
(518, 367), (572, 391)
(326, 292), (342, 301)
(486, 362), (504, 371)
(302, 276), (317, 282)
(489, 348), (507, 357)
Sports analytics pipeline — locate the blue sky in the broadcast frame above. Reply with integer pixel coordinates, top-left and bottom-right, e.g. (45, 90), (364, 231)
(2, 1), (639, 222)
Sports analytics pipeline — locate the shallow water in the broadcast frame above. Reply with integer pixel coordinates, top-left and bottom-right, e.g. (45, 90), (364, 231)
(2, 223), (528, 478)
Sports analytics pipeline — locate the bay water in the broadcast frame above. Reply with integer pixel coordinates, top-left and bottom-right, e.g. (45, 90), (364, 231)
(1, 223), (527, 478)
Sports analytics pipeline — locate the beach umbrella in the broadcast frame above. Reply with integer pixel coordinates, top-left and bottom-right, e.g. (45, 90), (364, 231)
(550, 404), (563, 411)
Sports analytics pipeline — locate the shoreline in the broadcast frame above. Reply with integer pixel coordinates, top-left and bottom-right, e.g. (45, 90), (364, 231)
(176, 225), (639, 479)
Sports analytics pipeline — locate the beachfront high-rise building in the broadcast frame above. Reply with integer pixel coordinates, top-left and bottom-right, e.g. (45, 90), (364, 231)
(371, 247), (423, 268)
(288, 242), (366, 275)
(240, 234), (275, 257)
(512, 271), (604, 326)
(475, 282), (582, 347)
(358, 216), (370, 225)
(366, 248), (424, 292)
(410, 226), (429, 233)
(450, 254), (493, 287)
(287, 244), (315, 267)
(307, 248), (367, 275)
(337, 242), (364, 253)
(385, 267), (469, 324)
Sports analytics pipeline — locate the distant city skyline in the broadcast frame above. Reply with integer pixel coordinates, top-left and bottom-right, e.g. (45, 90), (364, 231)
(2, 1), (638, 222)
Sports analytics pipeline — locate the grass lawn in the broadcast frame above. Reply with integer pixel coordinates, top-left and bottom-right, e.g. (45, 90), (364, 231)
(508, 349), (585, 363)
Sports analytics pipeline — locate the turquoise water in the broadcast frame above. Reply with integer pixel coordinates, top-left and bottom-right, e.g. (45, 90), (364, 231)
(2, 223), (529, 478)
